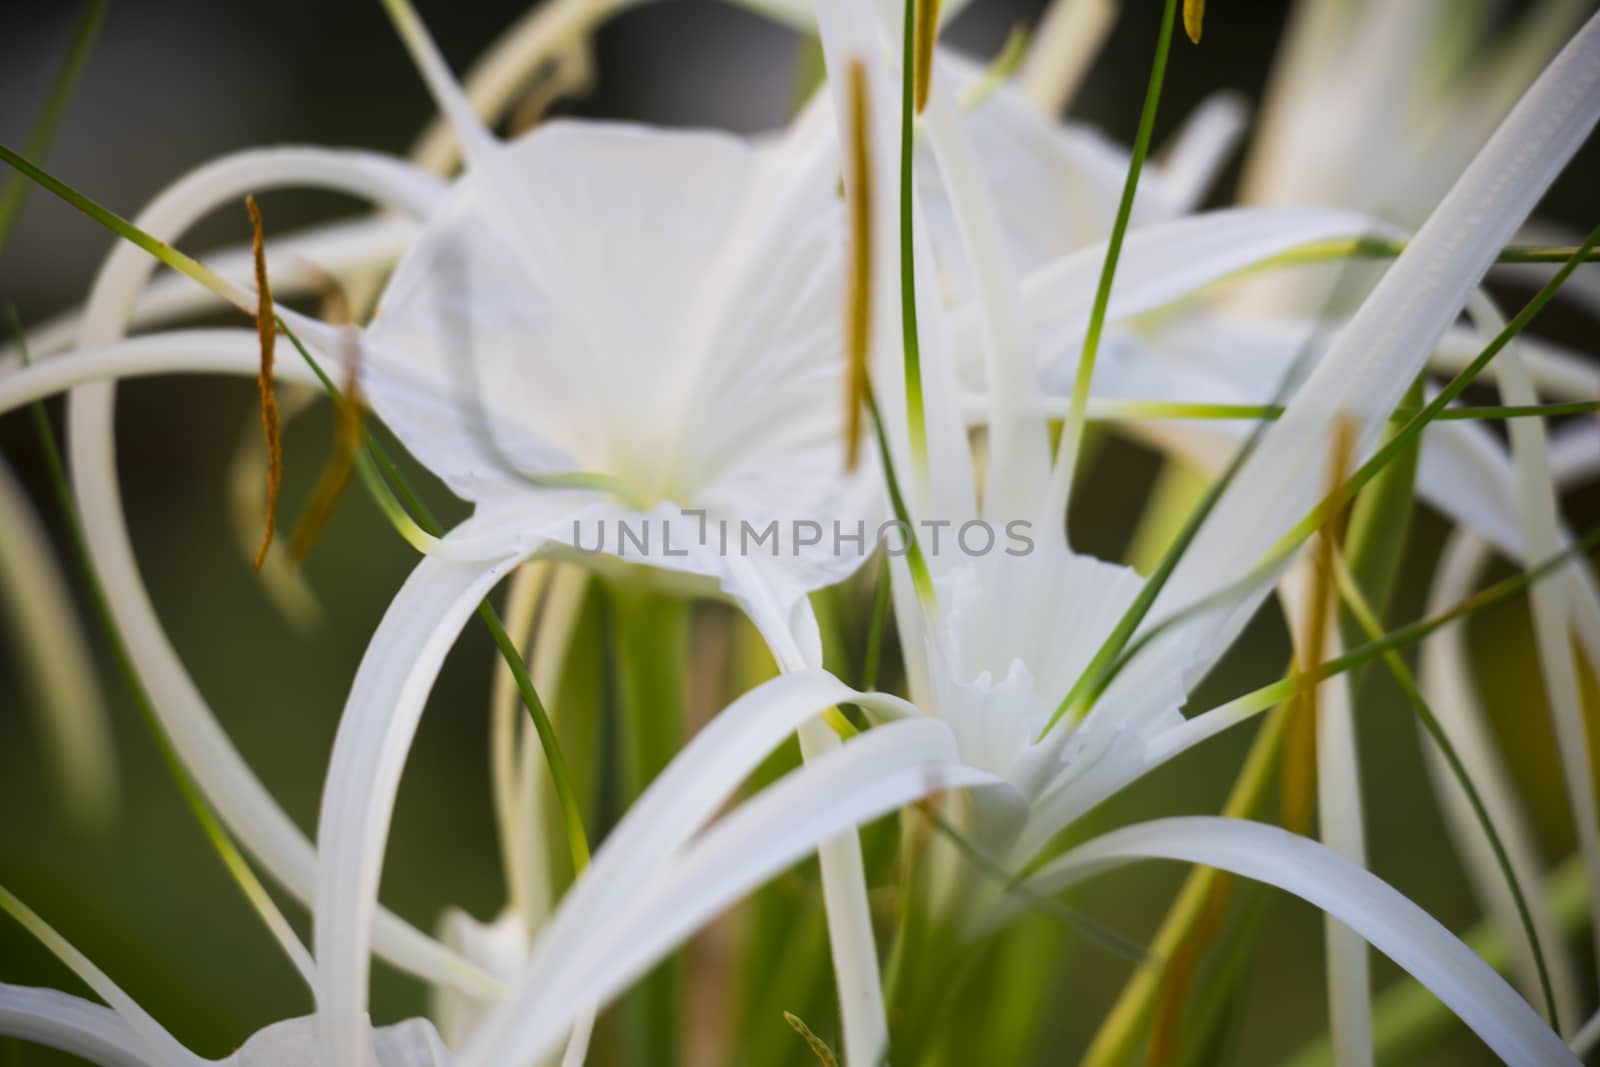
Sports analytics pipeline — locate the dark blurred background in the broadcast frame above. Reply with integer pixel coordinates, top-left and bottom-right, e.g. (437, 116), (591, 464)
(1, 1), (1597, 1064)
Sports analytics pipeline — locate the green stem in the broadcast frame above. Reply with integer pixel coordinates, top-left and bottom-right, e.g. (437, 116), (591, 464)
(1335, 560), (1560, 1030)
(861, 554), (893, 691)
(0, 0), (105, 249)
(1053, 0), (1179, 514)
(1079, 705), (1289, 1067)
(609, 581), (691, 1067)
(899, 0), (928, 474)
(1338, 379), (1423, 691)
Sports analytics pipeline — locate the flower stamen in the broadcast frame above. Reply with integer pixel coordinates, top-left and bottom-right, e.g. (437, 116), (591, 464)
(245, 195), (282, 570)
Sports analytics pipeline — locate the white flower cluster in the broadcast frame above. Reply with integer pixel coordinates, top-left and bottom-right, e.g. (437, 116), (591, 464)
(2, 1), (1599, 1065)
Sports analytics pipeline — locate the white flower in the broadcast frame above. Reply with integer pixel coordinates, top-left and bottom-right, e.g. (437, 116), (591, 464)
(354, 111), (872, 658)
(0, 3), (897, 1060)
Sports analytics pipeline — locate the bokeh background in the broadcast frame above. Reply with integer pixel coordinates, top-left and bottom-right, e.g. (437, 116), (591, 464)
(1, 0), (1598, 1063)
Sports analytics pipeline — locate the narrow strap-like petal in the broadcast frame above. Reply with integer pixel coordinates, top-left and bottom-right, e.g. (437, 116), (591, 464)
(465, 716), (1000, 1067)
(313, 541), (524, 1067)
(0, 331), (316, 417)
(1010, 817), (1578, 1066)
(461, 667), (915, 1059)
(0, 215), (421, 373)
(1476, 291), (1600, 996)
(0, 985), (170, 1067)
(1421, 528), (1583, 1028)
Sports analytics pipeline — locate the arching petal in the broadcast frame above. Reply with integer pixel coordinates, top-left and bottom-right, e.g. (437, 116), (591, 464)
(63, 146), (492, 996)
(464, 716), (1002, 1067)
(1004, 817), (1577, 1066)
(0, 985), (169, 1067)
(313, 533), (525, 1067)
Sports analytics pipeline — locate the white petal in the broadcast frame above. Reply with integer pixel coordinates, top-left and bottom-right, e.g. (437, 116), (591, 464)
(465, 716), (1000, 1067)
(1477, 291), (1600, 990)
(313, 533), (525, 1067)
(0, 985), (168, 1067)
(473, 667), (916, 1039)
(1244, 0), (1447, 217)
(962, 207), (1383, 391)
(0, 455), (118, 827)
(1008, 817), (1578, 1066)
(367, 120), (840, 501)
(1421, 529), (1582, 1029)
(1431, 325), (1600, 402)
(916, 46), (1053, 527)
(0, 214), (423, 374)
(227, 1015), (453, 1067)
(0, 331), (319, 417)
(430, 910), (530, 1052)
(728, 0), (974, 32)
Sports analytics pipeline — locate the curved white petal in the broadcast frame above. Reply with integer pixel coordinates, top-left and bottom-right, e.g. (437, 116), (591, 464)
(0, 331), (318, 416)
(313, 534), (525, 1067)
(465, 715), (1000, 1067)
(227, 1015), (453, 1067)
(0, 985), (168, 1067)
(965, 207), (1383, 392)
(430, 909), (530, 1053)
(1431, 325), (1600, 402)
(63, 146), (491, 994)
(1421, 529), (1583, 1029)
(1477, 291), (1600, 988)
(0, 454), (118, 827)
(728, 0), (974, 33)
(1008, 817), (1577, 1066)
(0, 215), (422, 373)
(407, 0), (648, 174)
(472, 667), (916, 1030)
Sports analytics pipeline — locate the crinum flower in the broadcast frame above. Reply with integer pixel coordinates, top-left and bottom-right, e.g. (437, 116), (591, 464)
(0, 3), (908, 1063)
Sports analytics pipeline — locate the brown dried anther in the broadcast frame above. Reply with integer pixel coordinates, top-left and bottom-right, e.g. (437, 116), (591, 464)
(246, 195), (282, 570)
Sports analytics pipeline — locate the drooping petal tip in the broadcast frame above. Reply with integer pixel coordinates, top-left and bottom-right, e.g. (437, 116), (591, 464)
(1183, 0), (1204, 44)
